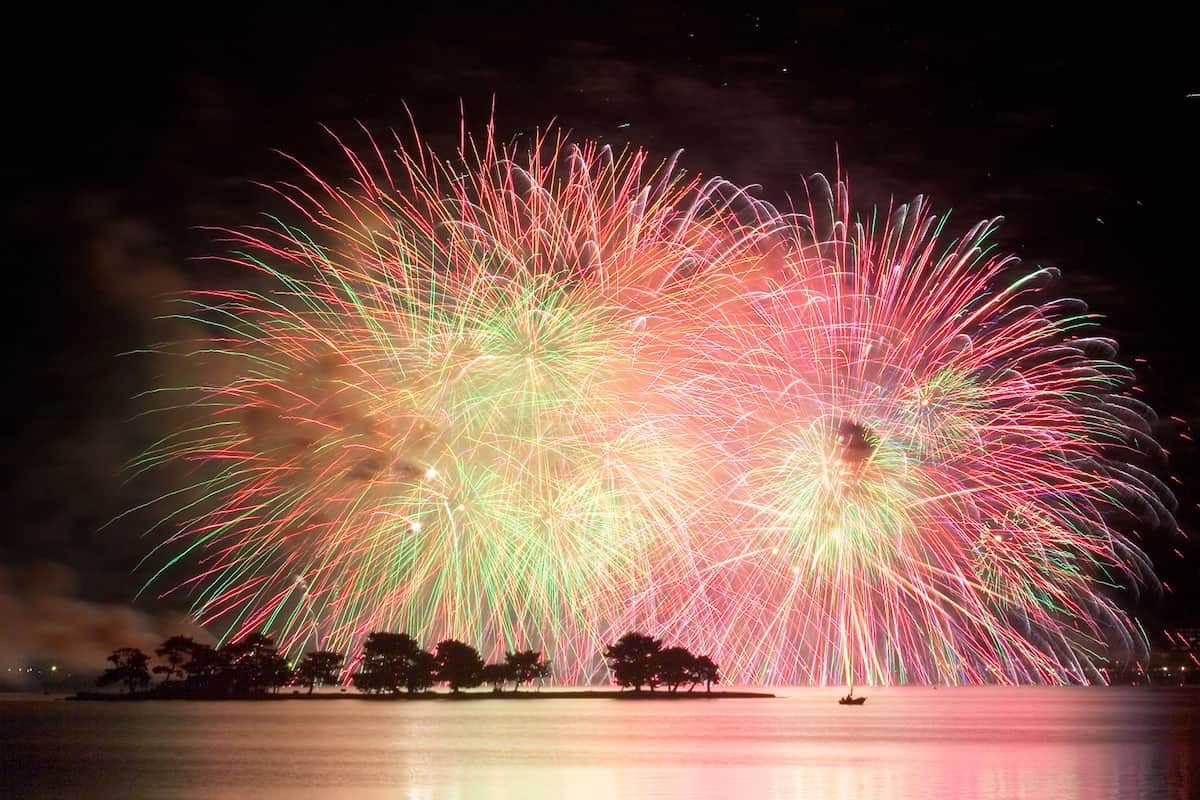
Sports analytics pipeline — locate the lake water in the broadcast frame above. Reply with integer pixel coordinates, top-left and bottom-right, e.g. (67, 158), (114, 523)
(2, 687), (1198, 799)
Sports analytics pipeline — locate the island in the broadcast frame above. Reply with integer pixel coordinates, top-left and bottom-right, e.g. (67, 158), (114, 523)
(71, 630), (774, 701)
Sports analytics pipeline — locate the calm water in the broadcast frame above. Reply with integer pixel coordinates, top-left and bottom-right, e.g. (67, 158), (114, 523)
(2, 687), (1198, 799)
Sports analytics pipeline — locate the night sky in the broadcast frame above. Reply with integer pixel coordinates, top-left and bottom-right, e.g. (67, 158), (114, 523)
(3, 7), (1198, 670)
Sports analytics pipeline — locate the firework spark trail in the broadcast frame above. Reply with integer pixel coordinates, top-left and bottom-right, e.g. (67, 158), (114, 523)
(131, 126), (1176, 685)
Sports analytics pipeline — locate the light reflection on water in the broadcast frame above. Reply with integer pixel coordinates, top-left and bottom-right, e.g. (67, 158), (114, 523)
(2, 687), (1197, 799)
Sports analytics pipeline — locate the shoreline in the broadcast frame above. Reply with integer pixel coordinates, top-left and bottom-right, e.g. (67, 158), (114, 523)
(69, 689), (775, 702)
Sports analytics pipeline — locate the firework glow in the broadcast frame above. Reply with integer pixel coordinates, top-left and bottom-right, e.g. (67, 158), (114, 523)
(129, 123), (1176, 685)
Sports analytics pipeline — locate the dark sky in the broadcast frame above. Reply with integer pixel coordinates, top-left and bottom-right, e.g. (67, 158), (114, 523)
(3, 6), (1198, 667)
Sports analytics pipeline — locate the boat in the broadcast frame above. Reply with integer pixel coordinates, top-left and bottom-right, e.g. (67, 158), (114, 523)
(838, 683), (866, 705)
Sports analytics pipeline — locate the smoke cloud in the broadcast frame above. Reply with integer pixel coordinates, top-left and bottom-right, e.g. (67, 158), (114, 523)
(0, 562), (211, 689)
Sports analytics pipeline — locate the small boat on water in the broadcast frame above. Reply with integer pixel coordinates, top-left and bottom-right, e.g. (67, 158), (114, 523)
(838, 683), (866, 705)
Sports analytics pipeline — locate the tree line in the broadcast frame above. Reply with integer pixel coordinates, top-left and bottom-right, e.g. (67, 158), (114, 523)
(351, 633), (551, 695)
(603, 632), (720, 693)
(92, 630), (719, 697)
(97, 635), (339, 697)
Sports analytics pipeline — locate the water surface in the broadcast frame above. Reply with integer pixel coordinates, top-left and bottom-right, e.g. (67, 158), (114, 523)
(3, 687), (1197, 799)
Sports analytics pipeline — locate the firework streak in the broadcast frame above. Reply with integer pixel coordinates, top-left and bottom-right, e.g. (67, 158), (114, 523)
(129, 126), (1176, 684)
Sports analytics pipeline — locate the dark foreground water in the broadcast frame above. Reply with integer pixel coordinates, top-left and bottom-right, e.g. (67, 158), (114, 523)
(3, 687), (1198, 799)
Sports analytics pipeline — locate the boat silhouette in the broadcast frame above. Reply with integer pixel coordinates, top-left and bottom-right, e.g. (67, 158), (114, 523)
(838, 683), (866, 705)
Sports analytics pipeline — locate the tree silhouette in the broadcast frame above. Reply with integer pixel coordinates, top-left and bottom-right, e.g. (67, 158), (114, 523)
(265, 653), (294, 694)
(183, 643), (229, 696)
(654, 646), (696, 693)
(604, 632), (662, 692)
(221, 633), (282, 696)
(691, 655), (720, 693)
(96, 648), (151, 695)
(294, 651), (344, 694)
(434, 639), (484, 693)
(481, 662), (511, 692)
(405, 649), (438, 693)
(353, 632), (423, 695)
(153, 635), (196, 687)
(505, 650), (551, 692)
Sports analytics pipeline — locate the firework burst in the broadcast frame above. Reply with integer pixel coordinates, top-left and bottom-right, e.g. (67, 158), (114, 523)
(131, 126), (1175, 685)
(131, 124), (772, 679)
(690, 175), (1175, 684)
